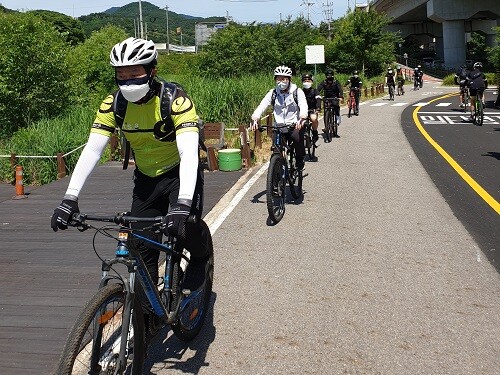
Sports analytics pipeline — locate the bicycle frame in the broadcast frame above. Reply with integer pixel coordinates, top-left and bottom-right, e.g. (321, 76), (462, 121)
(73, 214), (192, 371)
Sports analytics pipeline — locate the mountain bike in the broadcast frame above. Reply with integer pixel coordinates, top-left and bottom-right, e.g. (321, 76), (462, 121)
(304, 111), (318, 160)
(472, 91), (484, 126)
(462, 87), (470, 113)
(56, 212), (214, 375)
(347, 88), (359, 117)
(397, 80), (405, 96)
(413, 75), (422, 90)
(260, 123), (303, 223)
(323, 97), (339, 142)
(387, 83), (395, 101)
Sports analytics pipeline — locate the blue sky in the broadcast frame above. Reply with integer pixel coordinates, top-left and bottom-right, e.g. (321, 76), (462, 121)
(1, 0), (352, 25)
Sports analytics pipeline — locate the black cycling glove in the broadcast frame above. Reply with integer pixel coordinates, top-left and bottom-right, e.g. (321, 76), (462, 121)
(162, 203), (191, 238)
(51, 198), (79, 231)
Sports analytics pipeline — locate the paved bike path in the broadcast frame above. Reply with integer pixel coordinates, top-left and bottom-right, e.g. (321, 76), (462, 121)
(0, 163), (245, 375)
(144, 83), (500, 374)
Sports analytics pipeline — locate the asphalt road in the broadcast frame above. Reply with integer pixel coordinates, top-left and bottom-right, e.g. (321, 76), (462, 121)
(402, 89), (500, 270)
(144, 82), (500, 374)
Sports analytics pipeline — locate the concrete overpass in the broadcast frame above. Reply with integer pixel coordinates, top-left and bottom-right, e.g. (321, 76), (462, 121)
(371, 0), (500, 69)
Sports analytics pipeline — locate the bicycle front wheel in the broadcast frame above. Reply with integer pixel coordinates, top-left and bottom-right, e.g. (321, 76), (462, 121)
(324, 110), (332, 142)
(172, 219), (214, 341)
(56, 283), (145, 375)
(266, 153), (286, 223)
(288, 151), (302, 200)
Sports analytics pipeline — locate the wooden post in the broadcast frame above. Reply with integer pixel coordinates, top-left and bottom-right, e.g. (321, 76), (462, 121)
(371, 86), (375, 97)
(364, 86), (368, 98)
(57, 153), (66, 179)
(10, 153), (17, 169)
(266, 113), (273, 138)
(255, 122), (262, 149)
(239, 125), (252, 168)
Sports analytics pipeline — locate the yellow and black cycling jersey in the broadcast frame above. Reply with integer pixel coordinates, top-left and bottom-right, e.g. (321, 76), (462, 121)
(92, 83), (199, 178)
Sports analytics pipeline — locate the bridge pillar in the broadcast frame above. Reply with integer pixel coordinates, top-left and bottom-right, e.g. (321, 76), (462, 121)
(442, 20), (466, 70)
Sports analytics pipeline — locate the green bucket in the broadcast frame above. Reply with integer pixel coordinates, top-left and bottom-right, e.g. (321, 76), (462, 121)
(218, 148), (242, 171)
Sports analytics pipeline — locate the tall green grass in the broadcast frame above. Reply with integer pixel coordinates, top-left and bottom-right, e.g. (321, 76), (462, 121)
(1, 73), (388, 185)
(0, 106), (98, 185)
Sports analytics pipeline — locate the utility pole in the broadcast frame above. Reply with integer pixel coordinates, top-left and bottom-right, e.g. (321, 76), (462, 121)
(301, 0), (314, 24)
(138, 0), (144, 39)
(165, 5), (170, 54)
(323, 1), (333, 41)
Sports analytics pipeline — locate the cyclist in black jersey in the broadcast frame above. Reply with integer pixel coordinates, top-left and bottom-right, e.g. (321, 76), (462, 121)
(301, 73), (321, 142)
(345, 70), (362, 113)
(317, 68), (344, 137)
(385, 68), (396, 98)
(454, 64), (469, 108)
(51, 37), (211, 339)
(467, 61), (488, 120)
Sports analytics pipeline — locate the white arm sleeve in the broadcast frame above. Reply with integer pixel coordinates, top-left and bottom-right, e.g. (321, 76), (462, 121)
(64, 132), (110, 199)
(176, 131), (199, 204)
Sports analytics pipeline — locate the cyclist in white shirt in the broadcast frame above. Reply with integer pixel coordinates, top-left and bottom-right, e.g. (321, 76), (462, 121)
(250, 65), (308, 169)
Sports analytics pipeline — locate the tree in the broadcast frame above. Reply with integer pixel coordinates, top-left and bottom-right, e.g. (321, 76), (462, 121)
(328, 9), (400, 77)
(0, 13), (72, 137)
(29, 10), (85, 45)
(66, 25), (128, 104)
(199, 23), (281, 77)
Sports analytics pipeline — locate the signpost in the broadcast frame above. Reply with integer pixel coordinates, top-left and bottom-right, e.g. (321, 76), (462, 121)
(305, 45), (325, 81)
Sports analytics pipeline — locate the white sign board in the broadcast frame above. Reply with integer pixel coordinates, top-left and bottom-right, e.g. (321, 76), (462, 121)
(305, 45), (325, 65)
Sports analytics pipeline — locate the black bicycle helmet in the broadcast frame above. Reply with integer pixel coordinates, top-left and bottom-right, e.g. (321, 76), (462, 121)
(302, 73), (314, 81)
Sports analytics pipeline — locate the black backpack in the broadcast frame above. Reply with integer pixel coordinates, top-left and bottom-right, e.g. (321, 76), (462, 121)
(113, 79), (204, 169)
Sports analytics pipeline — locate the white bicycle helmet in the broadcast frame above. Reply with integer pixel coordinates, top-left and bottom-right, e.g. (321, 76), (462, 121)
(473, 61), (482, 69)
(274, 65), (292, 77)
(110, 37), (158, 67)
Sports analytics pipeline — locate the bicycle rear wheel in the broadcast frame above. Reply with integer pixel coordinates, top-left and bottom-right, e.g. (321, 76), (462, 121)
(56, 283), (145, 375)
(172, 220), (214, 341)
(476, 99), (483, 126)
(266, 153), (286, 223)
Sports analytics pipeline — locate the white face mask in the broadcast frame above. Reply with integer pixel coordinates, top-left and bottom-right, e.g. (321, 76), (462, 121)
(117, 75), (151, 102)
(353, 75), (358, 78)
(276, 80), (289, 91)
(119, 83), (150, 102)
(303, 82), (312, 89)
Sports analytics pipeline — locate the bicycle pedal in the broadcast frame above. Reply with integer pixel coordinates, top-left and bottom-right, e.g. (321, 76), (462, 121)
(182, 289), (192, 296)
(302, 172), (309, 178)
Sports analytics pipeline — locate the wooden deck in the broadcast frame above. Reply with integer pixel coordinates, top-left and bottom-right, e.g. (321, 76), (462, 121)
(0, 162), (244, 375)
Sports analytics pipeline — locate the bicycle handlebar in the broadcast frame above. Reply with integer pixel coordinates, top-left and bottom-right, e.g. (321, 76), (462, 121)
(70, 212), (197, 229)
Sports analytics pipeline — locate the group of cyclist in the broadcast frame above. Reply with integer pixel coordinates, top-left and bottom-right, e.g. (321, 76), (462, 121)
(250, 65), (363, 161)
(454, 61), (488, 120)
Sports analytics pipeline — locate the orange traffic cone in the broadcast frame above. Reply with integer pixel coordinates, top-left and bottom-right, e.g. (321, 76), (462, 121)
(13, 165), (27, 199)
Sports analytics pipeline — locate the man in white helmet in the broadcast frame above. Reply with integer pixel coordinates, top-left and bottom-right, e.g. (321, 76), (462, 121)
(250, 65), (308, 170)
(51, 37), (211, 340)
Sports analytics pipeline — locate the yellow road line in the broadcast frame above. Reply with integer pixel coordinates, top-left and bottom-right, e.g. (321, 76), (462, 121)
(413, 93), (500, 215)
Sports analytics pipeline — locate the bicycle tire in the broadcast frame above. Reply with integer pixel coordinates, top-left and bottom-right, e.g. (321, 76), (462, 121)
(324, 110), (332, 142)
(266, 153), (286, 223)
(288, 150), (301, 199)
(56, 283), (145, 375)
(172, 219), (214, 341)
(348, 98), (353, 118)
(389, 85), (394, 100)
(332, 112), (338, 138)
(477, 99), (483, 126)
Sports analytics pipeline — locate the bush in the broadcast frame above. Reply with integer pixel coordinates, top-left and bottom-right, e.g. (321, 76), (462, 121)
(66, 25), (128, 105)
(0, 13), (72, 137)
